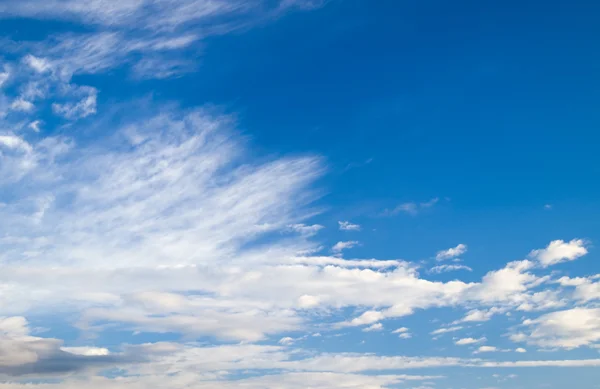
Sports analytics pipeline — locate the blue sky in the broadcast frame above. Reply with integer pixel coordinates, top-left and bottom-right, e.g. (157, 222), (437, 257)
(0, 1), (599, 388)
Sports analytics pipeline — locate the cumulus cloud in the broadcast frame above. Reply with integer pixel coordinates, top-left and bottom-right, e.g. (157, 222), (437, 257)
(514, 308), (600, 349)
(467, 260), (538, 303)
(363, 323), (384, 332)
(435, 244), (468, 261)
(347, 311), (386, 327)
(332, 240), (360, 253)
(529, 239), (588, 267)
(279, 337), (295, 345)
(455, 337), (486, 346)
(475, 346), (498, 353)
(459, 308), (504, 323)
(0, 316), (125, 376)
(558, 275), (600, 302)
(297, 294), (321, 308)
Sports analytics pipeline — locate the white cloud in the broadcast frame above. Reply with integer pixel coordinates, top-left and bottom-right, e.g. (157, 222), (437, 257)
(399, 332), (412, 339)
(348, 311), (386, 327)
(0, 316), (30, 337)
(288, 223), (324, 236)
(332, 240), (359, 253)
(297, 294), (321, 308)
(0, 69), (10, 87)
(23, 55), (52, 73)
(420, 198), (439, 208)
(516, 308), (600, 349)
(29, 120), (42, 132)
(0, 106), (324, 337)
(475, 346), (498, 353)
(0, 53), (104, 126)
(392, 327), (409, 334)
(431, 326), (463, 335)
(467, 260), (538, 303)
(279, 337), (295, 345)
(0, 372), (433, 389)
(429, 264), (472, 274)
(363, 323), (383, 332)
(558, 275), (600, 302)
(0, 133), (68, 183)
(1, 1), (327, 80)
(455, 337), (486, 346)
(529, 239), (588, 267)
(392, 202), (418, 215)
(436, 244), (467, 261)
(83, 303), (302, 342)
(290, 256), (402, 268)
(515, 348), (527, 353)
(0, 134), (33, 152)
(338, 221), (361, 231)
(10, 98), (34, 112)
(459, 308), (503, 323)
(386, 198), (439, 216)
(60, 346), (110, 356)
(0, 316), (121, 376)
(480, 359), (600, 368)
(52, 87), (97, 119)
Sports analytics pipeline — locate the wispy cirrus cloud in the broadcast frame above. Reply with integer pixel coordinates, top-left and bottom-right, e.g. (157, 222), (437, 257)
(384, 197), (439, 216)
(338, 221), (361, 231)
(0, 1), (327, 80)
(429, 264), (472, 274)
(431, 326), (463, 335)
